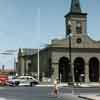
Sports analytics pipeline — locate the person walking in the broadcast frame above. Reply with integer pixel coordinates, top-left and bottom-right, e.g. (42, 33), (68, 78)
(53, 79), (59, 96)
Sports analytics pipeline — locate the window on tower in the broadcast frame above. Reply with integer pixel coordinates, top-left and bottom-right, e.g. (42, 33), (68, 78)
(67, 20), (72, 35)
(76, 20), (82, 33)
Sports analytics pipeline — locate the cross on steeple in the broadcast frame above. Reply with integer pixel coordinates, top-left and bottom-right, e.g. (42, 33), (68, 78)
(70, 0), (81, 13)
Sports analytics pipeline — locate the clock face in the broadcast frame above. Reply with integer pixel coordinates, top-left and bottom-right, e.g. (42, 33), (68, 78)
(76, 38), (82, 43)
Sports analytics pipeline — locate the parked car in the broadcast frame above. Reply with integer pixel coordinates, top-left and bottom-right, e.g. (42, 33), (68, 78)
(7, 76), (39, 86)
(0, 75), (8, 86)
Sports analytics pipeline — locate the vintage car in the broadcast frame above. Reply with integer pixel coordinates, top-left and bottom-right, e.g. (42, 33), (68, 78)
(7, 76), (39, 86)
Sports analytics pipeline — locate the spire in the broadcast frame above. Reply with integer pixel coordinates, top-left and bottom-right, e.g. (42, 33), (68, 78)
(70, 0), (81, 13)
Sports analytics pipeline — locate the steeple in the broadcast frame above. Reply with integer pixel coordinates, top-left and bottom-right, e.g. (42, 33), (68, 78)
(65, 0), (87, 36)
(70, 0), (81, 13)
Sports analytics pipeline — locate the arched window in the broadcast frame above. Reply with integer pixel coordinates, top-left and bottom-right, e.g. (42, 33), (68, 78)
(76, 20), (82, 34)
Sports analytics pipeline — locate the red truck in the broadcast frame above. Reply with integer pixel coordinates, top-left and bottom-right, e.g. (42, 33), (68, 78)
(0, 75), (8, 86)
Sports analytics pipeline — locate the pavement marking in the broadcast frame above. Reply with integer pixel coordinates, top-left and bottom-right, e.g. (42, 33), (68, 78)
(0, 87), (5, 89)
(0, 97), (7, 100)
(0, 98), (17, 100)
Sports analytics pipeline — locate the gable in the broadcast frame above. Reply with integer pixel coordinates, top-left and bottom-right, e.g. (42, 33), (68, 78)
(50, 35), (100, 48)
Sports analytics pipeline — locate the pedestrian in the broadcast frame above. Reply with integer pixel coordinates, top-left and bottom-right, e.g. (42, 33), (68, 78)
(53, 79), (59, 96)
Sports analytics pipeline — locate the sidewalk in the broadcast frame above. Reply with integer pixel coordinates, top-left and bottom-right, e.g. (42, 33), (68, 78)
(61, 93), (100, 100)
(79, 94), (100, 100)
(36, 82), (100, 88)
(77, 82), (100, 88)
(59, 94), (82, 100)
(36, 83), (69, 87)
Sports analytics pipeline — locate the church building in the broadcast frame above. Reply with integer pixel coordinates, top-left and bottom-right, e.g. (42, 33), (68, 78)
(17, 0), (100, 83)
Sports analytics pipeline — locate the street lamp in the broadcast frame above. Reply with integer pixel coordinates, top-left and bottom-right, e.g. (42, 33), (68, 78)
(37, 8), (40, 81)
(67, 20), (74, 94)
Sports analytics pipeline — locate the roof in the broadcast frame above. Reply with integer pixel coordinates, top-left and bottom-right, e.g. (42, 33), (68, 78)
(20, 48), (38, 56)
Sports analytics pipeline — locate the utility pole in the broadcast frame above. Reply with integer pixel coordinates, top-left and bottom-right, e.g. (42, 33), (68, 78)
(37, 8), (40, 81)
(37, 48), (40, 81)
(67, 20), (74, 94)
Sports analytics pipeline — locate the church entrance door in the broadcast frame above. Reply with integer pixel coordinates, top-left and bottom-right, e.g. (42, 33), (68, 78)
(89, 57), (99, 82)
(59, 57), (70, 82)
(74, 57), (85, 82)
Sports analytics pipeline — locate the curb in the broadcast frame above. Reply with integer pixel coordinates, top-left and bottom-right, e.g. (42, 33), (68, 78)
(78, 95), (100, 100)
(36, 85), (100, 88)
(36, 84), (52, 87)
(79, 96), (94, 100)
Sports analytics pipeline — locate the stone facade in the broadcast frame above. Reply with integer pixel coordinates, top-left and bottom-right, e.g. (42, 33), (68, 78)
(17, 48), (37, 76)
(17, 0), (100, 83)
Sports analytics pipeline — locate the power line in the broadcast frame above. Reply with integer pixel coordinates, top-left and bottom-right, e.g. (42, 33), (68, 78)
(0, 49), (17, 55)
(0, 53), (14, 55)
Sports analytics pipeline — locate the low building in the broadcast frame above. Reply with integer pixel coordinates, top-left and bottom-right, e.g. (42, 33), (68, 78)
(17, 48), (37, 76)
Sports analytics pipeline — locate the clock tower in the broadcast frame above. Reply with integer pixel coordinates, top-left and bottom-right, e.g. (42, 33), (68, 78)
(65, 0), (87, 37)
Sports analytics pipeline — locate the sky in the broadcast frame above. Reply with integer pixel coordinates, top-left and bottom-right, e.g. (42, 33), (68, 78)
(0, 0), (100, 69)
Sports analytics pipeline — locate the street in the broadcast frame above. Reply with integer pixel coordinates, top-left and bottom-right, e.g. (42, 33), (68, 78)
(0, 86), (100, 100)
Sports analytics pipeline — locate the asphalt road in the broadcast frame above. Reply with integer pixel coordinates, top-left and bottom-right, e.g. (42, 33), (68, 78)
(0, 86), (99, 100)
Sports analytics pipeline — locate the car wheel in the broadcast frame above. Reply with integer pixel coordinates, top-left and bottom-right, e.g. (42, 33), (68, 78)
(15, 81), (19, 86)
(13, 81), (19, 87)
(30, 82), (34, 87)
(12, 83), (16, 87)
